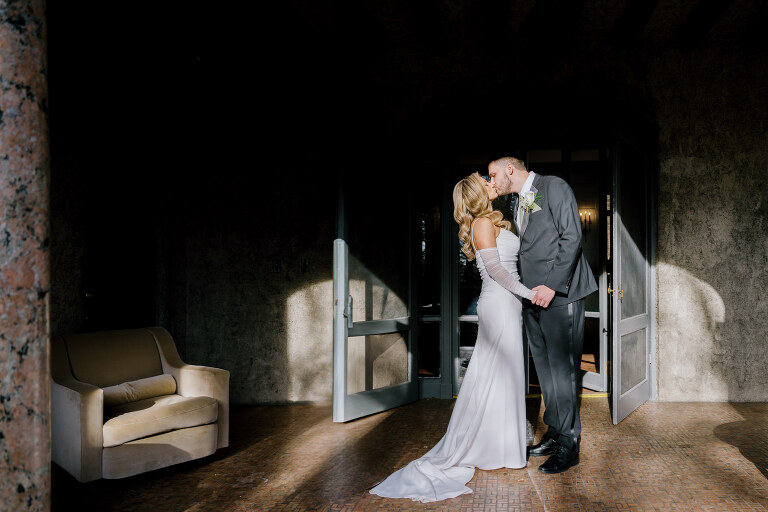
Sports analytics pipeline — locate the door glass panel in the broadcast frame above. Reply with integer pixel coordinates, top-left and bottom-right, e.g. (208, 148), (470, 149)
(348, 255), (408, 320)
(527, 149), (562, 163)
(620, 328), (647, 394)
(416, 184), (442, 377)
(584, 289), (599, 311)
(458, 322), (478, 388)
(582, 316), (600, 373)
(571, 161), (602, 280)
(458, 346), (474, 386)
(492, 193), (517, 227)
(618, 145), (647, 319)
(458, 251), (481, 317)
(459, 321), (478, 349)
(417, 321), (440, 377)
(457, 215), (482, 393)
(418, 193), (442, 316)
(347, 333), (409, 394)
(347, 177), (409, 321)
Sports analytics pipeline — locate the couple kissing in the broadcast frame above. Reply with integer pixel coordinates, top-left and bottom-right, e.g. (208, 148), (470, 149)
(370, 156), (597, 503)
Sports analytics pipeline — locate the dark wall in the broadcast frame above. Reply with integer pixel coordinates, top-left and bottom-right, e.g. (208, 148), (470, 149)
(47, 0), (412, 333)
(47, 1), (185, 335)
(47, 2), (768, 402)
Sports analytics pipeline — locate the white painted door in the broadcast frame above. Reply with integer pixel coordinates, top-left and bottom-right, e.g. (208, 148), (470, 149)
(611, 135), (654, 424)
(332, 175), (418, 422)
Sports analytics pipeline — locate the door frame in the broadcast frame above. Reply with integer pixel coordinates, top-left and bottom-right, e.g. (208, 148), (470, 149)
(418, 177), (459, 399)
(417, 137), (657, 414)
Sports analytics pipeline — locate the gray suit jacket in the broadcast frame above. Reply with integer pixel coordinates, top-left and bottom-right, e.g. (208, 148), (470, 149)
(516, 174), (598, 307)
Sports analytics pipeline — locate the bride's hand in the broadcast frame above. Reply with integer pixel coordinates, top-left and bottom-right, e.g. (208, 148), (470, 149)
(531, 285), (555, 308)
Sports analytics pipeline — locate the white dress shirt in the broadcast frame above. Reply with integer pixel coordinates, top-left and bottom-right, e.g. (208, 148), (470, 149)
(516, 172), (536, 231)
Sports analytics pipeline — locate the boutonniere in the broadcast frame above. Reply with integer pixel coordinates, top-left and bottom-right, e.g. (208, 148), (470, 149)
(519, 191), (543, 214)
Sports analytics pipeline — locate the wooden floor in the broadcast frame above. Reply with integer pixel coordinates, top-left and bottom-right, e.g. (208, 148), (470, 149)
(52, 398), (768, 511)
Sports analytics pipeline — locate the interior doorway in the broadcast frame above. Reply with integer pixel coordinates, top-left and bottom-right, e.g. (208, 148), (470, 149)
(416, 145), (610, 399)
(415, 133), (656, 424)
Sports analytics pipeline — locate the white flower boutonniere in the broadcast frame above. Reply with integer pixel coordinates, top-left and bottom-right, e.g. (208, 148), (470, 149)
(519, 191), (543, 214)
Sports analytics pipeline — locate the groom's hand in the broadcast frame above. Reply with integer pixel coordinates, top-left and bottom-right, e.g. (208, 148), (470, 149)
(531, 285), (556, 308)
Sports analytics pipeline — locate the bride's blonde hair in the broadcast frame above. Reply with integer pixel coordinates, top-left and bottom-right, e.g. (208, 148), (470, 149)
(452, 172), (511, 261)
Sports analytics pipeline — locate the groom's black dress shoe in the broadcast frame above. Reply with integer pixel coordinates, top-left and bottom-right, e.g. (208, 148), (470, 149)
(538, 444), (580, 474)
(527, 437), (558, 457)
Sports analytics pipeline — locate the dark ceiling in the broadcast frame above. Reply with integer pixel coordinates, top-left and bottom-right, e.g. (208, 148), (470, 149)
(45, 0), (767, 178)
(267, 0), (767, 155)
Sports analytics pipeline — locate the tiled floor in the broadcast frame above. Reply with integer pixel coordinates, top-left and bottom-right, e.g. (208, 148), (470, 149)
(52, 398), (768, 511)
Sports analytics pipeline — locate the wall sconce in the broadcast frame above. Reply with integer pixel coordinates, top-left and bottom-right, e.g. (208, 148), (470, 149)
(579, 208), (596, 235)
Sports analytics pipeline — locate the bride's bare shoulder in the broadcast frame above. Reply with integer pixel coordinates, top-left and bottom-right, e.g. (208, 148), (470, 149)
(472, 217), (498, 250)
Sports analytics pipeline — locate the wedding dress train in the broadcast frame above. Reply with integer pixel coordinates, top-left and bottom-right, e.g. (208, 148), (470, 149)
(370, 227), (534, 503)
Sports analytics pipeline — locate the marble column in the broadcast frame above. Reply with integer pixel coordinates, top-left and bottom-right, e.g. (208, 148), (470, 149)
(0, 1), (51, 511)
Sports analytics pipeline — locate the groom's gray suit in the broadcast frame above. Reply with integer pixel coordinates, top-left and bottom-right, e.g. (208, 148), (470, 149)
(514, 173), (597, 450)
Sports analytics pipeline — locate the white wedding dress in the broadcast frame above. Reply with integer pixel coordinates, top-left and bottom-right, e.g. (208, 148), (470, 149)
(370, 226), (535, 503)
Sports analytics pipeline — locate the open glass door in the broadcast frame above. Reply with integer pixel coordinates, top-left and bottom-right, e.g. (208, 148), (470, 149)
(333, 172), (418, 422)
(515, 149), (610, 395)
(568, 149), (610, 393)
(611, 135), (653, 424)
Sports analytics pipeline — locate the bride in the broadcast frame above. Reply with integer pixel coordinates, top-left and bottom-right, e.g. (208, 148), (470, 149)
(369, 172), (544, 503)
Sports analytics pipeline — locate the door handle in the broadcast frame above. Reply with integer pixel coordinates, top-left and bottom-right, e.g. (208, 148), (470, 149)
(344, 295), (353, 328)
(607, 287), (624, 299)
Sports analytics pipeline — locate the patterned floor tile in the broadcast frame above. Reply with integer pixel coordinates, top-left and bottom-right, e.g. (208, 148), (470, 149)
(52, 399), (768, 511)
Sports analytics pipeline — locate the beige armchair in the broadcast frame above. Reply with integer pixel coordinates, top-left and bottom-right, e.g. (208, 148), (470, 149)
(51, 327), (229, 482)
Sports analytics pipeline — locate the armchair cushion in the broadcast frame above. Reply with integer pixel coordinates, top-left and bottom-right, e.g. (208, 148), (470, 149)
(103, 394), (218, 448)
(65, 329), (164, 387)
(102, 374), (177, 407)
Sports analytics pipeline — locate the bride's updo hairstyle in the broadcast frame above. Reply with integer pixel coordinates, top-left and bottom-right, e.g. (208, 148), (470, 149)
(453, 172), (511, 261)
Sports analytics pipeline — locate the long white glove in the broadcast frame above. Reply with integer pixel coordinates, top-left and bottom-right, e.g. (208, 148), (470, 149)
(477, 248), (536, 300)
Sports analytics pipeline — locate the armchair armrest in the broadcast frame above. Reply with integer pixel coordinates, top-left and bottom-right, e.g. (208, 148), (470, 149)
(176, 364), (229, 448)
(147, 327), (230, 449)
(51, 378), (104, 482)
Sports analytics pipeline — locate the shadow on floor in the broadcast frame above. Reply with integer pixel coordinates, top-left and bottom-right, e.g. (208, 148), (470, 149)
(51, 404), (329, 512)
(713, 402), (768, 480)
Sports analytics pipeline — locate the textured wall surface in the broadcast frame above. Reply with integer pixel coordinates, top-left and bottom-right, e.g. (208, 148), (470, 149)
(650, 45), (768, 401)
(0, 0), (51, 509)
(178, 176), (337, 404)
(48, 157), (84, 337)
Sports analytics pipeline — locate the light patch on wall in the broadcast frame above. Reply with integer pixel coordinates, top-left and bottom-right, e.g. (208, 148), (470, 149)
(286, 280), (334, 402)
(346, 254), (409, 396)
(348, 255), (408, 321)
(347, 332), (408, 394)
(657, 262), (726, 401)
(285, 263), (408, 403)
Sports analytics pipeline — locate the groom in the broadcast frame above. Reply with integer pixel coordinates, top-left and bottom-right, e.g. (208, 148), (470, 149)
(488, 156), (597, 474)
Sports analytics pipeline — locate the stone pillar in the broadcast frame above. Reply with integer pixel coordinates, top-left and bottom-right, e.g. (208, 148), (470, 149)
(0, 1), (51, 511)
